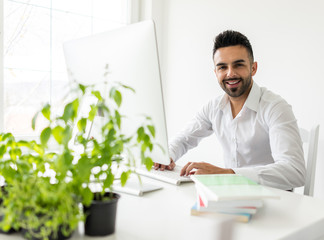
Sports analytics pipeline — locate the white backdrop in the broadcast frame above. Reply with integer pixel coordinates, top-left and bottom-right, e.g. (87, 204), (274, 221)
(147, 0), (324, 199)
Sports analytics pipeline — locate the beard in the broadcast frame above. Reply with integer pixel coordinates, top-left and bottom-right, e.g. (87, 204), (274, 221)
(220, 74), (252, 98)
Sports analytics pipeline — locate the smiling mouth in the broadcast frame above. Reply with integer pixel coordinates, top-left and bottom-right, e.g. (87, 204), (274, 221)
(226, 80), (240, 85)
(224, 79), (241, 87)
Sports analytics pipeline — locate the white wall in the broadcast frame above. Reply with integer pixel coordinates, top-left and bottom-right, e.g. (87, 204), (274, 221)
(150, 0), (324, 199)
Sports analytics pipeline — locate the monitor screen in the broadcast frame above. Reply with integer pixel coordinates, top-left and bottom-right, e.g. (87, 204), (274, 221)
(63, 20), (170, 165)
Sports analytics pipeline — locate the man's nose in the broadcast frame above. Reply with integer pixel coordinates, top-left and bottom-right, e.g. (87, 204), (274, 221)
(226, 66), (237, 79)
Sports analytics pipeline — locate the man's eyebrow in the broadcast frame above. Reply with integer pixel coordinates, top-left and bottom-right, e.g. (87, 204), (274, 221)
(216, 59), (246, 67)
(215, 62), (227, 67)
(233, 59), (246, 64)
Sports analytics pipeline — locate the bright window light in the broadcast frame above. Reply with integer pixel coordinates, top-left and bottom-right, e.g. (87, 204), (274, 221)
(3, 0), (129, 138)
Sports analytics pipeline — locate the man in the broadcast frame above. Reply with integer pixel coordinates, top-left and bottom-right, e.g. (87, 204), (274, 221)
(154, 30), (305, 190)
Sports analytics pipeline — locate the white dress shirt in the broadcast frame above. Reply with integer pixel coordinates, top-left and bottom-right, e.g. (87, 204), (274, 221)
(169, 82), (306, 190)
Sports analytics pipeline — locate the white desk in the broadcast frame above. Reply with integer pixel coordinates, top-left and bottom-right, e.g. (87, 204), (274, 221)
(2, 178), (324, 240)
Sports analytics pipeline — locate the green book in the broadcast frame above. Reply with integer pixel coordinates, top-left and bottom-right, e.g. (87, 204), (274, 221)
(191, 174), (280, 202)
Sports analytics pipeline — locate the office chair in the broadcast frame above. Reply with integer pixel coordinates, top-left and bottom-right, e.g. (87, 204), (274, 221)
(299, 125), (320, 196)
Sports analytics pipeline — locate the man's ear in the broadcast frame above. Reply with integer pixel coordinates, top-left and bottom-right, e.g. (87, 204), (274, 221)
(251, 61), (258, 76)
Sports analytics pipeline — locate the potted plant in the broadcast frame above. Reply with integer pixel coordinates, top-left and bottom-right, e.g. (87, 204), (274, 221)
(68, 77), (157, 236)
(0, 133), (22, 235)
(0, 68), (159, 238)
(0, 128), (82, 239)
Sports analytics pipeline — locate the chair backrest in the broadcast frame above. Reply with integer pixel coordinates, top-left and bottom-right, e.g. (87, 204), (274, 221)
(299, 125), (320, 196)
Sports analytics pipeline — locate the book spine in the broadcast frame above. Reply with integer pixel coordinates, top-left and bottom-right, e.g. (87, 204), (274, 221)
(191, 203), (252, 223)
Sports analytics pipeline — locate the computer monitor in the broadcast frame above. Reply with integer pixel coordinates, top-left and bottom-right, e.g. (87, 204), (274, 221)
(63, 20), (170, 165)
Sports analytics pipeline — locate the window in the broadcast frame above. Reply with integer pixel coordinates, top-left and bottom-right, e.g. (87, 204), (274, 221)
(2, 0), (131, 138)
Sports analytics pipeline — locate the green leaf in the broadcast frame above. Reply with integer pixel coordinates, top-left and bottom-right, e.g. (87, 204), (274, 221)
(92, 90), (103, 102)
(72, 98), (80, 118)
(62, 103), (73, 123)
(82, 187), (93, 206)
(148, 142), (153, 151)
(115, 110), (121, 129)
(32, 111), (39, 130)
(120, 171), (131, 186)
(44, 152), (57, 160)
(103, 171), (114, 189)
(144, 134), (151, 145)
(121, 84), (135, 93)
(1, 166), (16, 180)
(17, 140), (30, 148)
(91, 141), (101, 156)
(113, 90), (122, 107)
(3, 133), (13, 141)
(77, 118), (87, 132)
(140, 134), (153, 152)
(141, 143), (147, 152)
(107, 128), (116, 142)
(147, 125), (155, 138)
(110, 88), (122, 107)
(137, 127), (145, 142)
(52, 126), (64, 144)
(62, 151), (73, 167)
(79, 84), (86, 94)
(1, 222), (12, 232)
(0, 145), (6, 157)
(40, 127), (51, 146)
(62, 125), (72, 145)
(41, 103), (51, 120)
(62, 99), (79, 123)
(8, 148), (19, 160)
(111, 141), (123, 154)
(77, 156), (92, 179)
(88, 105), (98, 121)
(32, 143), (44, 155)
(144, 157), (154, 171)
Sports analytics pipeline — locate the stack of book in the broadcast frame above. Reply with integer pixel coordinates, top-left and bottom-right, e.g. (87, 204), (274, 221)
(190, 174), (280, 223)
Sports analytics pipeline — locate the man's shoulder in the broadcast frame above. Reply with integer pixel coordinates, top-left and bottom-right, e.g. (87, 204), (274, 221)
(259, 87), (288, 105)
(258, 87), (292, 117)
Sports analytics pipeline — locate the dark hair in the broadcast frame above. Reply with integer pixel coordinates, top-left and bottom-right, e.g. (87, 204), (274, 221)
(213, 30), (254, 62)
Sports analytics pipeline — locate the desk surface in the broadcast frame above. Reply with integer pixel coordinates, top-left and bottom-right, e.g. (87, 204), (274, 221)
(2, 177), (324, 240)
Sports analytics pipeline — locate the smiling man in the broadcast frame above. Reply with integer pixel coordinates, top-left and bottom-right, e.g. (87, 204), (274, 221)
(154, 30), (306, 190)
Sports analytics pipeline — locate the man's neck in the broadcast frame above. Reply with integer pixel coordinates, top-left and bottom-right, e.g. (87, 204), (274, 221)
(229, 82), (253, 119)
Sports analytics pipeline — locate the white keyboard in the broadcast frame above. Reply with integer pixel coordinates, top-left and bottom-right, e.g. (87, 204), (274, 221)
(135, 165), (193, 185)
(113, 178), (163, 196)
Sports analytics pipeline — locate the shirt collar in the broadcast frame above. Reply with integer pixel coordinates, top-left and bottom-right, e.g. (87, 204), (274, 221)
(244, 81), (261, 112)
(218, 92), (229, 110)
(217, 81), (261, 112)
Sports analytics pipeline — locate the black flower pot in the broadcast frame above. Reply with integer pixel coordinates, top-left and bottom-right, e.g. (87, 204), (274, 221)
(84, 192), (120, 236)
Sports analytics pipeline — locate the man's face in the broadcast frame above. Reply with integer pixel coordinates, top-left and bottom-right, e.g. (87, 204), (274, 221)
(213, 45), (257, 98)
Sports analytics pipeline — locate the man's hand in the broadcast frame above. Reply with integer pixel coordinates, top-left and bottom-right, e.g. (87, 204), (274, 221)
(154, 158), (176, 171)
(180, 162), (234, 176)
